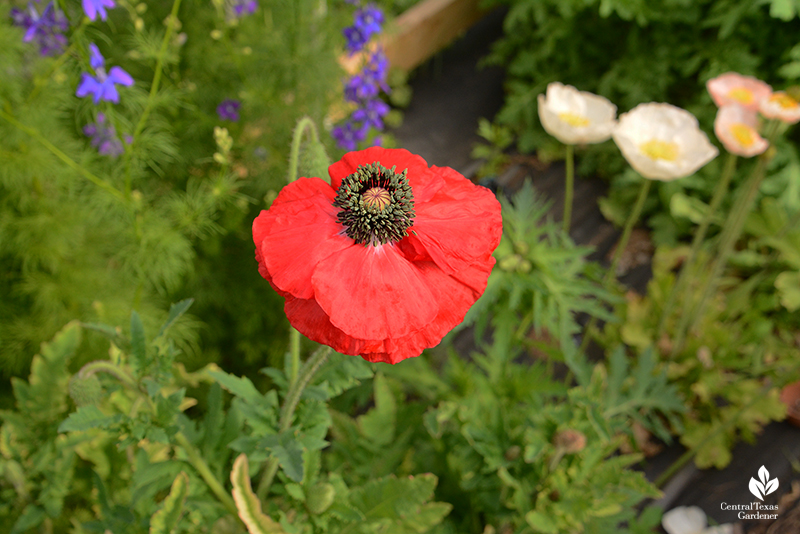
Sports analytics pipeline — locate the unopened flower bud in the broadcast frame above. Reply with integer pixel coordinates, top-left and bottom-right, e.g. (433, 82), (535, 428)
(499, 254), (522, 272)
(504, 445), (521, 461)
(553, 429), (587, 454)
(69, 374), (104, 406)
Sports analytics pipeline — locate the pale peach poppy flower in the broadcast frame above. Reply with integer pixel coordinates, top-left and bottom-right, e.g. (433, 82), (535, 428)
(759, 91), (800, 124)
(714, 105), (768, 157)
(537, 82), (617, 145)
(707, 72), (772, 110)
(612, 103), (718, 181)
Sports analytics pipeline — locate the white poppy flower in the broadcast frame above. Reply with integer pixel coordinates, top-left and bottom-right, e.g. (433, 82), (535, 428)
(612, 103), (718, 181)
(662, 506), (734, 534)
(537, 82), (617, 145)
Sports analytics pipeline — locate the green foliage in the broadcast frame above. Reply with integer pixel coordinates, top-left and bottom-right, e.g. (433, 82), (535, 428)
(0, 0), (350, 381)
(610, 236), (800, 468)
(460, 181), (618, 377)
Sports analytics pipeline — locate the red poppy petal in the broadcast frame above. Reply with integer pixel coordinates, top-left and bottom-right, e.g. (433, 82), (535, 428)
(410, 167), (502, 274)
(328, 147), (444, 203)
(365, 258), (495, 364)
(284, 296), (386, 355)
(312, 243), (438, 340)
(255, 177), (352, 300)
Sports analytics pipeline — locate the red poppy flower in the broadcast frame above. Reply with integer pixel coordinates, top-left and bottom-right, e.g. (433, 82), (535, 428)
(252, 147), (502, 364)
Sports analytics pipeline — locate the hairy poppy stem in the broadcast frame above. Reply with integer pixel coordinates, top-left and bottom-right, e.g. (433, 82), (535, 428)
(657, 152), (737, 340)
(256, 346), (331, 500)
(579, 178), (651, 354)
(671, 121), (779, 357)
(563, 144), (574, 235)
(285, 117), (321, 386)
(174, 431), (239, 516)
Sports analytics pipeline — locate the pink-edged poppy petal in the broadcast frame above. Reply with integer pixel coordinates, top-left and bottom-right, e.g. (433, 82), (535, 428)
(312, 243), (438, 340)
(409, 166), (502, 274)
(256, 177), (352, 299)
(327, 147), (444, 203)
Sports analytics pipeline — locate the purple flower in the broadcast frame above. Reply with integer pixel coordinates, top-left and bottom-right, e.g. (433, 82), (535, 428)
(83, 113), (127, 157)
(76, 44), (134, 104)
(217, 99), (241, 121)
(343, 25), (368, 54)
(10, 2), (69, 56)
(82, 0), (116, 21)
(231, 0), (257, 17)
(352, 98), (390, 130)
(344, 49), (390, 102)
(354, 4), (383, 37)
(332, 121), (367, 151)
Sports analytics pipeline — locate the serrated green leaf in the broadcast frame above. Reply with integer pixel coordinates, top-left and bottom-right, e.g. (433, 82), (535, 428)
(149, 471), (189, 534)
(156, 299), (194, 338)
(209, 370), (264, 405)
(10, 504), (45, 534)
(230, 454), (286, 534)
(260, 431), (304, 482)
(58, 405), (123, 432)
(358, 374), (396, 446)
(525, 511), (558, 534)
(775, 271), (800, 311)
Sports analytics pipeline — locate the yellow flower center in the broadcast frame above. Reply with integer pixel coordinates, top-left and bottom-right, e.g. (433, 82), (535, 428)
(558, 112), (590, 127)
(728, 87), (754, 105)
(639, 139), (679, 161)
(729, 124), (756, 147)
(362, 186), (392, 211)
(770, 93), (799, 109)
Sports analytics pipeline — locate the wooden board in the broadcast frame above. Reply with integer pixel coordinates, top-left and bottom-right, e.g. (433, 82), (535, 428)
(340, 0), (490, 74)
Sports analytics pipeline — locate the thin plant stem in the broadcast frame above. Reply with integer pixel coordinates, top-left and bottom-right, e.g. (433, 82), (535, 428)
(657, 152), (738, 339)
(125, 0), (184, 196)
(75, 360), (138, 390)
(579, 178), (652, 354)
(670, 123), (780, 356)
(0, 109), (125, 202)
(284, 117), (321, 386)
(174, 432), (239, 516)
(256, 347), (331, 500)
(563, 144), (575, 235)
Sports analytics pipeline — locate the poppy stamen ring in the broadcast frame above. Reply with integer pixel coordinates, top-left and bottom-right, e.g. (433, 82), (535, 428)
(333, 162), (415, 246)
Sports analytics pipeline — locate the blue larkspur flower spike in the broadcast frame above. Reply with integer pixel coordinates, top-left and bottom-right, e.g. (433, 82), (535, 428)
(84, 112), (127, 157)
(217, 99), (241, 121)
(82, 0), (116, 21)
(332, 122), (367, 151)
(231, 0), (257, 17)
(76, 43), (134, 104)
(354, 4), (383, 37)
(10, 2), (69, 56)
(352, 98), (389, 130)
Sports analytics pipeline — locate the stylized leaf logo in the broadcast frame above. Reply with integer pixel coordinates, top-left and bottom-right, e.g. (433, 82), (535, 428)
(749, 465), (779, 501)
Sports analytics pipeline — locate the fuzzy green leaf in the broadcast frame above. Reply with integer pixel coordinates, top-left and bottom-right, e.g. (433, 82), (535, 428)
(230, 454), (286, 534)
(149, 471), (189, 534)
